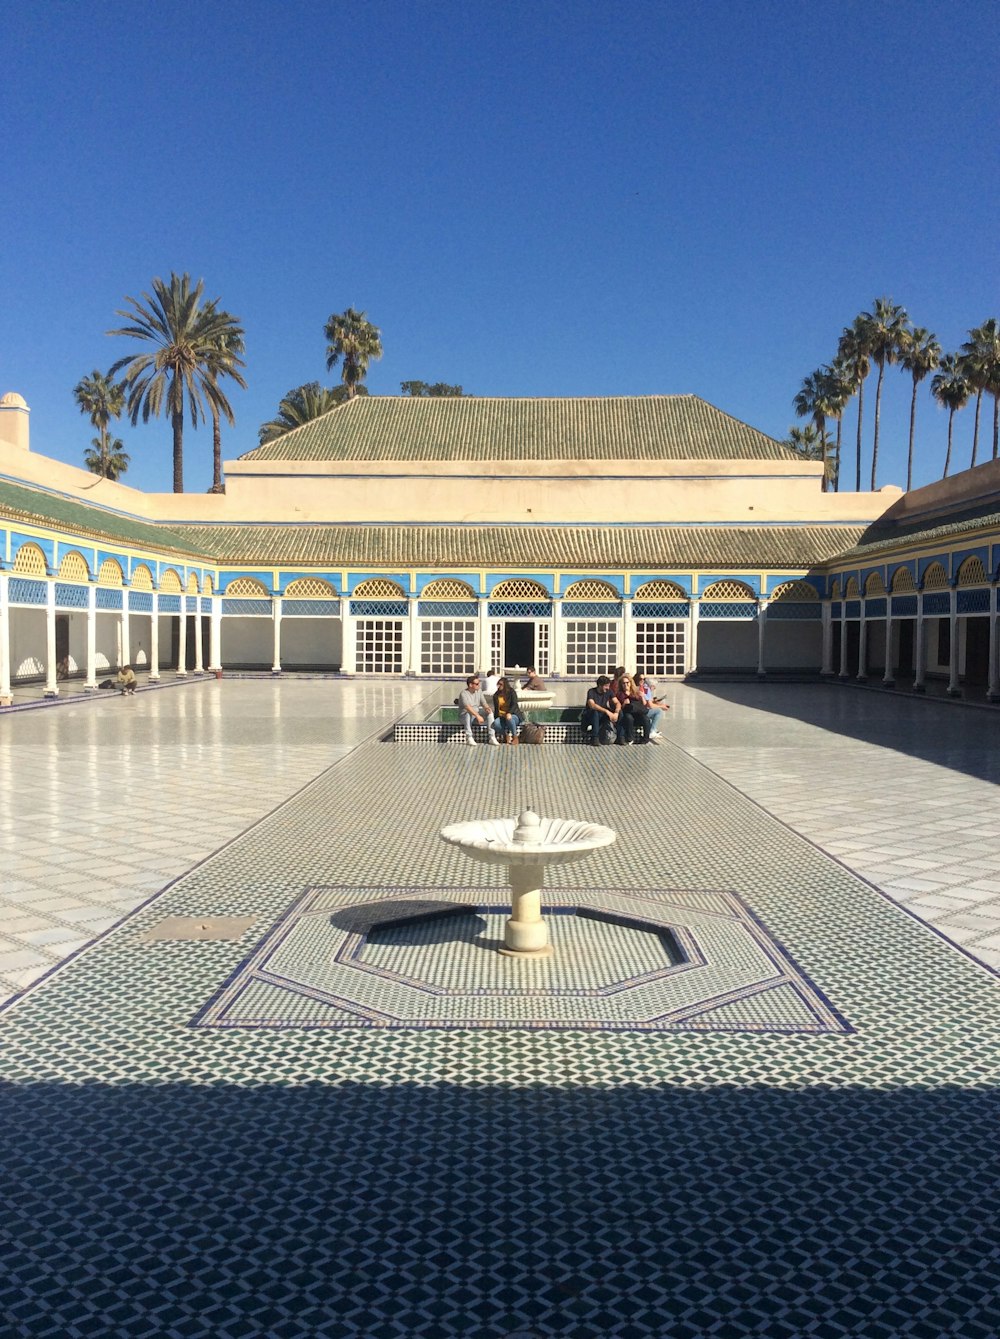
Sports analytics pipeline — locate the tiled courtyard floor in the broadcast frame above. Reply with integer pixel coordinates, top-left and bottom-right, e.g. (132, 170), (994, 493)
(1, 680), (998, 1338)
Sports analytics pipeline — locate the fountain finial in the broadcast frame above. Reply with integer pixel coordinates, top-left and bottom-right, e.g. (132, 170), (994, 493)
(513, 809), (542, 844)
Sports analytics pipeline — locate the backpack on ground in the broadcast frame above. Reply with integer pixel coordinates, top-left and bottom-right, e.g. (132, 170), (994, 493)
(520, 721), (545, 745)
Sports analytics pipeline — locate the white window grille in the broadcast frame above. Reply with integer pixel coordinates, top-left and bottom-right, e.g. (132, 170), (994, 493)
(535, 622), (550, 675)
(420, 620), (477, 675)
(635, 622), (686, 677)
(356, 620), (404, 674)
(490, 622), (504, 668)
(564, 621), (618, 677)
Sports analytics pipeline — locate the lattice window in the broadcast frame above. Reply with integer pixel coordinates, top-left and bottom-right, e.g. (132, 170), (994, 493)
(701, 579), (755, 600)
(13, 543), (47, 576)
(56, 551), (89, 582)
(635, 621), (686, 678)
(830, 579), (842, 600)
(131, 564), (153, 591)
(284, 577), (336, 598)
(491, 578), (549, 600)
(159, 568), (183, 593)
(225, 576), (270, 597)
(563, 579), (618, 600)
(353, 577), (406, 599)
(356, 619), (403, 674)
(421, 578), (476, 600)
(564, 621), (619, 677)
(97, 558), (123, 587)
(634, 579), (688, 600)
(890, 567), (916, 593)
(202, 575), (214, 596)
(957, 556), (986, 587)
(420, 620), (477, 675)
(922, 563), (947, 591)
(844, 577), (861, 599)
(769, 580), (818, 602)
(864, 573), (886, 596)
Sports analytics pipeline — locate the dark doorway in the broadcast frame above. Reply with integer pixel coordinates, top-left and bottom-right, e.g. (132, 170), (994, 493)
(895, 620), (915, 678)
(832, 621), (842, 671)
(504, 622), (534, 669)
(55, 614), (70, 679)
(844, 622), (860, 675)
(964, 617), (990, 689)
(168, 616), (212, 670)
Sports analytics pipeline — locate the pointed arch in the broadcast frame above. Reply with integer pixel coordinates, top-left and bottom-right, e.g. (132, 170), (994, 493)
(563, 578), (619, 600)
(701, 579), (755, 600)
(844, 577), (860, 599)
(490, 577), (550, 600)
(159, 568), (183, 593)
(353, 577), (406, 599)
(58, 551), (90, 583)
(12, 543), (47, 576)
(224, 576), (270, 597)
(202, 575), (214, 596)
(890, 567), (916, 593)
(864, 572), (886, 597)
(284, 577), (337, 598)
(420, 578), (477, 600)
(634, 579), (688, 600)
(97, 558), (124, 587)
(956, 556), (986, 587)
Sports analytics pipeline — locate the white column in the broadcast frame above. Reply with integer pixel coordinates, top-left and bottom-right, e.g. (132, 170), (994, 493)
(193, 596), (204, 673)
(856, 600), (868, 680)
(120, 588), (131, 669)
(0, 571), (11, 703)
(176, 597), (187, 676)
(405, 596), (419, 675)
(839, 600), (850, 678)
(271, 595), (282, 674)
(477, 596), (491, 672)
(340, 604), (356, 674)
(821, 600), (834, 675)
(882, 599), (894, 686)
(622, 598), (636, 674)
(756, 599), (768, 677)
(84, 582), (97, 689)
(688, 600), (700, 675)
(913, 593), (926, 693)
(551, 599), (565, 675)
(987, 587), (999, 702)
(947, 585), (960, 696)
(44, 579), (58, 696)
(209, 595), (222, 673)
(149, 593), (160, 681)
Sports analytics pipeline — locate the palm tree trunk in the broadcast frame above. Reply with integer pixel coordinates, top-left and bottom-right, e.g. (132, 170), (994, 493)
(834, 416), (842, 492)
(993, 394), (999, 460)
(971, 391), (982, 468)
(172, 410), (184, 493)
(100, 424), (109, 479)
(906, 378), (918, 491)
(855, 382), (865, 491)
(212, 409), (223, 492)
(816, 414), (828, 492)
(944, 410), (954, 477)
(871, 362), (885, 490)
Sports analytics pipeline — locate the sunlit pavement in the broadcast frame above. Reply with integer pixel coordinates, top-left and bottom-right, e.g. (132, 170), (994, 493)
(1, 679), (998, 1338)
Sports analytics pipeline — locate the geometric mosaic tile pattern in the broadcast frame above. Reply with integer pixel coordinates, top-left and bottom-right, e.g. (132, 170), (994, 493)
(195, 883), (850, 1033)
(1, 682), (999, 1338)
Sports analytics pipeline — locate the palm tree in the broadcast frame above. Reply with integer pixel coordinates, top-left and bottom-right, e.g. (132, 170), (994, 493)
(931, 355), (970, 478)
(84, 434), (130, 481)
(823, 359), (853, 493)
(793, 369), (838, 492)
(862, 296), (908, 489)
(785, 423), (835, 484)
(960, 319), (1000, 464)
(108, 273), (245, 493)
(837, 317), (873, 491)
(897, 326), (941, 490)
(73, 370), (125, 478)
(203, 315), (247, 493)
(257, 382), (365, 445)
(324, 308), (382, 398)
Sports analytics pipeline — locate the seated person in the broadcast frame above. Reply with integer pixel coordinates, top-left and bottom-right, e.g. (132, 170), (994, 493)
(115, 665), (137, 695)
(520, 667), (545, 691)
(481, 668), (500, 695)
(492, 676), (521, 744)
(613, 671), (640, 745)
(634, 673), (668, 743)
(459, 674), (499, 746)
(583, 676), (620, 745)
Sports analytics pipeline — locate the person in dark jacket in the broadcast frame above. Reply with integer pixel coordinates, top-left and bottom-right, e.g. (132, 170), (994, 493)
(492, 676), (522, 744)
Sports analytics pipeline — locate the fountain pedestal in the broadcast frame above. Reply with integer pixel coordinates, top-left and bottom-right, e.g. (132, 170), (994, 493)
(440, 809), (616, 958)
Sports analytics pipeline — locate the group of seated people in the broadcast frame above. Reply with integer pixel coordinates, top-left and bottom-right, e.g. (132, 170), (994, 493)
(457, 668), (545, 745)
(583, 668), (668, 746)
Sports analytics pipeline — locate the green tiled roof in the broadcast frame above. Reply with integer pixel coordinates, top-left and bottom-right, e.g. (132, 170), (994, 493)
(239, 395), (798, 464)
(0, 478), (209, 559)
(834, 501), (1000, 563)
(173, 523), (863, 569)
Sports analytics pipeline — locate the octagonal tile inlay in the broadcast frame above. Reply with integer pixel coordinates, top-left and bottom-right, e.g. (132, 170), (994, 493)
(193, 886), (851, 1034)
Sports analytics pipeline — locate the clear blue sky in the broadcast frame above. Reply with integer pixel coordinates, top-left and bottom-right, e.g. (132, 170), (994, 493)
(2, 0), (997, 496)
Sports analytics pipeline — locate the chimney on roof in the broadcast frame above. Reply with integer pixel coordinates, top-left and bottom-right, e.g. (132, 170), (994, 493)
(0, 392), (30, 451)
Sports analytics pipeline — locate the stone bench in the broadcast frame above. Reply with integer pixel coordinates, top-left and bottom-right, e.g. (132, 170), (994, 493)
(394, 721), (585, 745)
